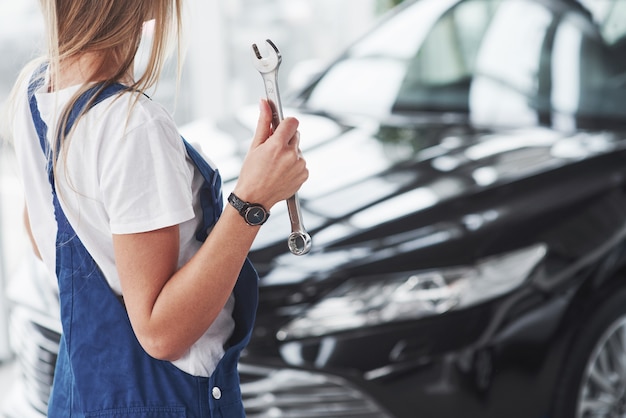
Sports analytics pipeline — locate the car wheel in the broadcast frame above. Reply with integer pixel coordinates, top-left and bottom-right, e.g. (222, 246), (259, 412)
(552, 287), (626, 418)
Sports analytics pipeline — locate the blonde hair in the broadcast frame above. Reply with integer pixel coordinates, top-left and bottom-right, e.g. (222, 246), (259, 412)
(4, 0), (183, 174)
(46, 0), (182, 92)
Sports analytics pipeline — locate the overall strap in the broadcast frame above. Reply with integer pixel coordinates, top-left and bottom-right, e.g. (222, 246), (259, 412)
(28, 68), (127, 184)
(28, 68), (130, 238)
(27, 64), (49, 159)
(186, 143), (223, 241)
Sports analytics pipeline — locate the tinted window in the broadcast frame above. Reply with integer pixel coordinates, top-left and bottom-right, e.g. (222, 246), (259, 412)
(578, 0), (626, 44)
(302, 0), (626, 129)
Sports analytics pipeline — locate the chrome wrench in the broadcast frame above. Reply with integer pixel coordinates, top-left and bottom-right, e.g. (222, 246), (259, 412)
(251, 39), (312, 256)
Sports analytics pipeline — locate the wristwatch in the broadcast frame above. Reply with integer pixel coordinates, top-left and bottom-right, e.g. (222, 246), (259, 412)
(228, 192), (270, 226)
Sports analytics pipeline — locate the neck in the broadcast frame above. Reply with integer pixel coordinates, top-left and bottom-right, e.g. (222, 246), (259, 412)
(50, 52), (133, 91)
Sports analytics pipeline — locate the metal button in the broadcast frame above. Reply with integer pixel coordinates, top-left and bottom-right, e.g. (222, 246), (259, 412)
(212, 386), (222, 400)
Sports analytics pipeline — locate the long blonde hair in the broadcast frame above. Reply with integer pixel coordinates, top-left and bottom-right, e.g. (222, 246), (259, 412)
(5, 0), (183, 172)
(47, 0), (183, 94)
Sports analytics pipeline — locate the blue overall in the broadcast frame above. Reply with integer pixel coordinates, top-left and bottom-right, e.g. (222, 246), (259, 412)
(28, 76), (258, 417)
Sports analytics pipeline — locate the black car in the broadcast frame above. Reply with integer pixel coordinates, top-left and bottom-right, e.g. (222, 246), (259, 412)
(7, 0), (626, 417)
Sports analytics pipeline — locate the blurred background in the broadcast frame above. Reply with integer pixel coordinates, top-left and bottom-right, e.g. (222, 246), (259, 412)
(0, 0), (400, 380)
(5, 1), (626, 417)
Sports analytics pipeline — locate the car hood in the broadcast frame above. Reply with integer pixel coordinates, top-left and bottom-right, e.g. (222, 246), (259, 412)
(182, 107), (626, 286)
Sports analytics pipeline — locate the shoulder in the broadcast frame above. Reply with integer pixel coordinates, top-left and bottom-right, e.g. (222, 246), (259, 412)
(86, 89), (185, 156)
(96, 90), (177, 134)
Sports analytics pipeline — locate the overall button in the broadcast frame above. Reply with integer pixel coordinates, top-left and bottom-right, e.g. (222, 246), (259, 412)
(212, 386), (222, 400)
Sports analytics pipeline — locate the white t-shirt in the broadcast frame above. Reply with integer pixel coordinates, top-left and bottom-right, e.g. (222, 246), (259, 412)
(12, 78), (235, 377)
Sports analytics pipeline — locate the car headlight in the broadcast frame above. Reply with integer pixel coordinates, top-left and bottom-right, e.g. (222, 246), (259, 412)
(276, 243), (547, 341)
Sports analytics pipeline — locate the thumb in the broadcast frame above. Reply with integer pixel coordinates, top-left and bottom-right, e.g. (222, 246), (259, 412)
(251, 99), (273, 148)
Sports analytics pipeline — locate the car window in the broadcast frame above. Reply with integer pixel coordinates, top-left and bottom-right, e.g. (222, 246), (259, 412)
(468, 0), (554, 126)
(578, 0), (626, 44)
(550, 10), (626, 129)
(302, 0), (626, 130)
(304, 0), (459, 117)
(396, 0), (504, 113)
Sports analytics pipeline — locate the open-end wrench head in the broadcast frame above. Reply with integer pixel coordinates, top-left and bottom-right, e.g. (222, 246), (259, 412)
(251, 39), (282, 73)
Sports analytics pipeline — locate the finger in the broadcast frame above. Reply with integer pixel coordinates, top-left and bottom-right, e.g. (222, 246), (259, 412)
(251, 99), (273, 147)
(270, 117), (299, 145)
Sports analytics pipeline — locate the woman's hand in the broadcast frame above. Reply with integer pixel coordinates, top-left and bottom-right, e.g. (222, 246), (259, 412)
(233, 100), (308, 209)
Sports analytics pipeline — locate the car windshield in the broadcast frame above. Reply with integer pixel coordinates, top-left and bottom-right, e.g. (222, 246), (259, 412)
(301, 0), (626, 129)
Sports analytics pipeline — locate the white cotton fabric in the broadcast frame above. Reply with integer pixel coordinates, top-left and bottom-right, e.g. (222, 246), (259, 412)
(12, 79), (234, 377)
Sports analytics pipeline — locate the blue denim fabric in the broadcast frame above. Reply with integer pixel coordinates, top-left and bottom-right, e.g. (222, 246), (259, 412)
(28, 78), (259, 417)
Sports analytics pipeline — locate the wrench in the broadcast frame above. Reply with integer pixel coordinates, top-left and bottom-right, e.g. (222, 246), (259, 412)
(251, 39), (312, 256)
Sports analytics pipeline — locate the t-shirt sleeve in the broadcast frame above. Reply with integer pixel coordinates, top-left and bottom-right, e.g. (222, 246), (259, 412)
(99, 115), (195, 234)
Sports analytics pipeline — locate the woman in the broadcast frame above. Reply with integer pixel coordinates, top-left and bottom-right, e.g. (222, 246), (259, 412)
(5, 0), (307, 416)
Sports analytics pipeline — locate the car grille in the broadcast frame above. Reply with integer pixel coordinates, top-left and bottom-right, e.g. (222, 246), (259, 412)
(6, 306), (60, 417)
(240, 363), (392, 418)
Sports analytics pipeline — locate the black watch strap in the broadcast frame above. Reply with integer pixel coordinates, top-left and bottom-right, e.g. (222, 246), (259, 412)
(228, 193), (270, 226)
(228, 192), (246, 213)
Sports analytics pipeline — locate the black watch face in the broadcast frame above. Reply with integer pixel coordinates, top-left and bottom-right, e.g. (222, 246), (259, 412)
(245, 206), (268, 226)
